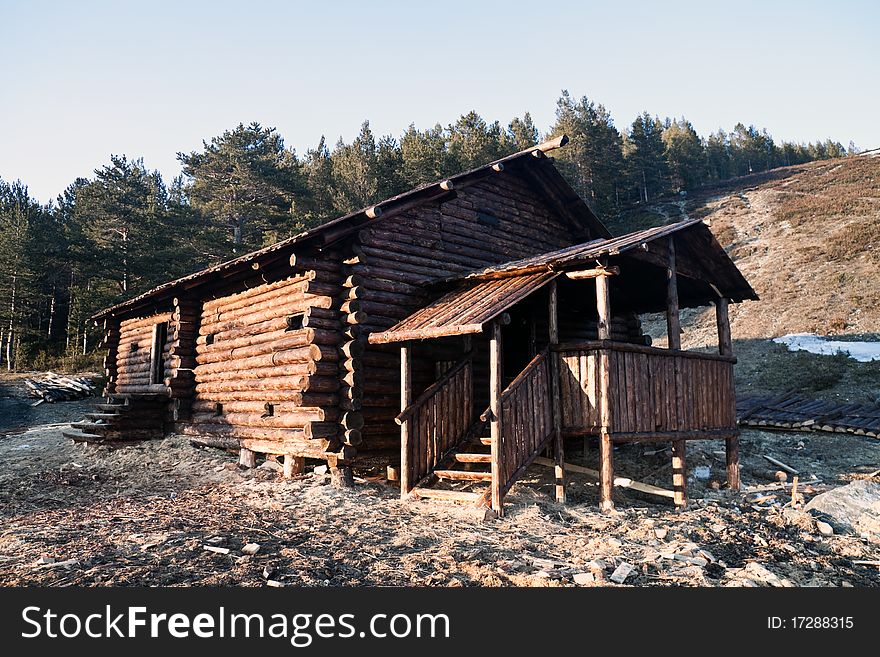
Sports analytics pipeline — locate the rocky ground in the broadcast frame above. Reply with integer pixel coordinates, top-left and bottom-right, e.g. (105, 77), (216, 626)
(1, 374), (878, 587)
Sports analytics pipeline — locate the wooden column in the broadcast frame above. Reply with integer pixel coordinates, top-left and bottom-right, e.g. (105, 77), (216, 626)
(489, 320), (503, 514)
(239, 447), (256, 469)
(596, 272), (612, 340)
(672, 439), (687, 508)
(596, 273), (614, 511)
(666, 238), (681, 350)
(715, 297), (732, 357)
(283, 455), (305, 478)
(548, 281), (565, 503)
(399, 343), (413, 499)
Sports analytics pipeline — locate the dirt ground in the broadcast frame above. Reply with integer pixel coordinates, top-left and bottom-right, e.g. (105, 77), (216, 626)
(1, 376), (878, 588)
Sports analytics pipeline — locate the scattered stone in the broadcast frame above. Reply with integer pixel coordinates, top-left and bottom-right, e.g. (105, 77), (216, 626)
(534, 570), (552, 579)
(37, 556), (56, 565)
(262, 564), (275, 579)
(673, 554), (709, 567)
(241, 543), (261, 555)
(257, 460), (282, 472)
(775, 470), (788, 482)
(573, 572), (595, 585)
(693, 465), (711, 480)
(654, 527), (668, 540)
(609, 562), (634, 584)
(586, 559), (608, 572)
(203, 545), (230, 555)
(266, 580), (284, 588)
(805, 480), (880, 536)
(205, 536), (225, 545)
(605, 537), (622, 549)
(314, 465), (329, 475)
(816, 521), (834, 536)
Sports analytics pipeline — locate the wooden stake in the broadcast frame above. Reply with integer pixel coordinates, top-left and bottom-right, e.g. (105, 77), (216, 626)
(726, 434), (740, 490)
(666, 238), (681, 350)
(596, 272), (614, 511)
(672, 439), (686, 507)
(400, 343), (412, 498)
(489, 320), (503, 515)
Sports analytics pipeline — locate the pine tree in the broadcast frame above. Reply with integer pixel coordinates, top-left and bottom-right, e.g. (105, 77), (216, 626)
(550, 91), (625, 215)
(626, 112), (669, 203)
(330, 121), (381, 213)
(178, 122), (306, 251)
(662, 118), (706, 191)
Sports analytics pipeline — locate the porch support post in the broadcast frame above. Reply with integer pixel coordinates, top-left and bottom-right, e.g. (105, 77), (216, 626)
(716, 296), (740, 489)
(399, 342), (413, 499)
(489, 319), (503, 514)
(548, 281), (565, 503)
(596, 271), (614, 511)
(666, 237), (681, 350)
(715, 297), (732, 357)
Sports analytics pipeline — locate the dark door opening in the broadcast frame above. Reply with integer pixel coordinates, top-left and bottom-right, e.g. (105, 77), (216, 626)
(149, 322), (168, 385)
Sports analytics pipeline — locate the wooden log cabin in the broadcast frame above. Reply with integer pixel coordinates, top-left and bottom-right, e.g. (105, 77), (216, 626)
(77, 135), (758, 513)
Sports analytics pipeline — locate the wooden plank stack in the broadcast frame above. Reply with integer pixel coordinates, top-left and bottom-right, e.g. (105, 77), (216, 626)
(24, 372), (97, 403)
(737, 392), (880, 437)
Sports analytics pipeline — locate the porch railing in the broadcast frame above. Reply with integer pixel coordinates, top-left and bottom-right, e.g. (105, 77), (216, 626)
(553, 340), (736, 438)
(396, 357), (473, 494)
(487, 348), (555, 500)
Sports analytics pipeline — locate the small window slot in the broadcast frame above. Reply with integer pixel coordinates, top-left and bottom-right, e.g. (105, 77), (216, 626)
(285, 313), (305, 331)
(263, 402), (275, 418)
(213, 402), (223, 416)
(476, 210), (500, 227)
(130, 342), (138, 352)
(205, 333), (216, 345)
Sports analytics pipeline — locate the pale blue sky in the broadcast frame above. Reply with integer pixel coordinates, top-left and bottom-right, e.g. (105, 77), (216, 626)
(1, 0), (877, 203)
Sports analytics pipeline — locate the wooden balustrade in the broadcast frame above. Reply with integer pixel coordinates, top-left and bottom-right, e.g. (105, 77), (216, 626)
(554, 340), (736, 438)
(492, 348), (555, 500)
(396, 357), (473, 494)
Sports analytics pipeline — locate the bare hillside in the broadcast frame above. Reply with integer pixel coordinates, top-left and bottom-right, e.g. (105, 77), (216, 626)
(612, 155), (880, 402)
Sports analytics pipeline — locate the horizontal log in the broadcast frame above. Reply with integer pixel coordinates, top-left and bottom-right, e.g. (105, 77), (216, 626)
(201, 272), (316, 313)
(195, 375), (340, 394)
(194, 361), (336, 383)
(191, 410), (323, 428)
(289, 254), (342, 272)
(200, 297), (334, 335)
(119, 313), (174, 332)
(193, 391), (339, 405)
(195, 345), (328, 373)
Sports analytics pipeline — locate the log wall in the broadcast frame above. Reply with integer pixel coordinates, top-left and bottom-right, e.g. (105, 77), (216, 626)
(186, 268), (343, 458)
(351, 175), (592, 450)
(114, 311), (174, 395)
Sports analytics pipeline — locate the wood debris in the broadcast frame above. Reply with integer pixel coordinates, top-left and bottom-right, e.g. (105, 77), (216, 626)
(24, 372), (97, 403)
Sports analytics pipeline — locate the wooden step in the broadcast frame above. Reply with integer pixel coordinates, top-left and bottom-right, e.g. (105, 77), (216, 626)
(71, 421), (113, 432)
(411, 488), (482, 503)
(62, 429), (104, 443)
(94, 403), (128, 412)
(467, 436), (492, 446)
(454, 453), (492, 463)
(433, 469), (492, 482)
(85, 412), (122, 421)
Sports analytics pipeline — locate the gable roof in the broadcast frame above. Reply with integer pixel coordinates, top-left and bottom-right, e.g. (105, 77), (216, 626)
(369, 219), (758, 344)
(92, 135), (609, 321)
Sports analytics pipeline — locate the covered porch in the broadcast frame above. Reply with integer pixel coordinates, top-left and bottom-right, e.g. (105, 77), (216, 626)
(369, 219), (758, 514)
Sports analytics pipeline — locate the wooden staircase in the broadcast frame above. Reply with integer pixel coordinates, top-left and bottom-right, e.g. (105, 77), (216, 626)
(402, 348), (557, 514)
(63, 394), (167, 443)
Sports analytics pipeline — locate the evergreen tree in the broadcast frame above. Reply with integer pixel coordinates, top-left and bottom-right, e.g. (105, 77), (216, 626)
(662, 117), (706, 191)
(504, 113), (540, 152)
(626, 112), (669, 203)
(399, 123), (450, 186)
(550, 91), (625, 214)
(178, 122), (305, 251)
(446, 111), (505, 171)
(330, 121), (381, 213)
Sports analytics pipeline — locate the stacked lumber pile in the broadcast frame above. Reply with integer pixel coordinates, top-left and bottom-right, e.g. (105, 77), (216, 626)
(737, 392), (880, 437)
(24, 372), (97, 403)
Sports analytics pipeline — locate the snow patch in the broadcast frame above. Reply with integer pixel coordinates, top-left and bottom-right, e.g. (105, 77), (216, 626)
(773, 333), (880, 362)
